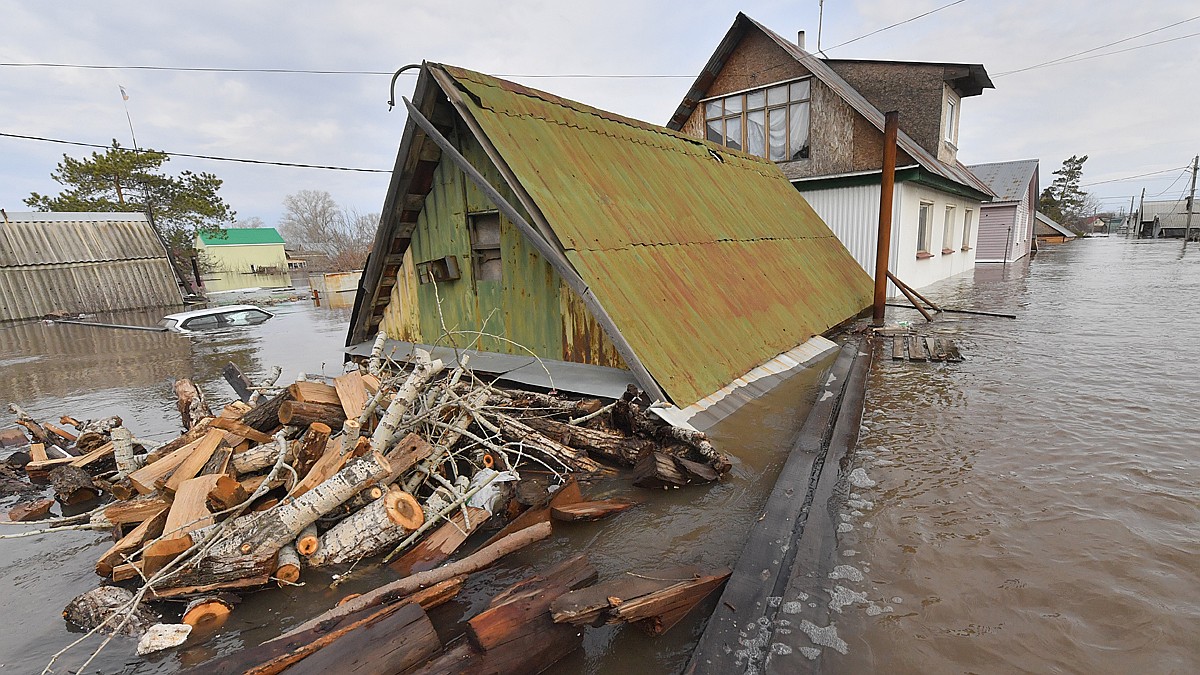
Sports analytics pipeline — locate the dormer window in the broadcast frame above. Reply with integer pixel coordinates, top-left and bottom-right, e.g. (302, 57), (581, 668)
(703, 78), (811, 161)
(945, 98), (957, 143)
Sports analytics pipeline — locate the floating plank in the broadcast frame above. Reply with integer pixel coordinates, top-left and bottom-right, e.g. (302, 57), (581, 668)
(69, 441), (115, 468)
(925, 337), (942, 362)
(906, 335), (926, 362)
(891, 336), (905, 360)
(9, 498), (55, 522)
(550, 499), (638, 522)
(389, 506), (490, 576)
(551, 565), (705, 626)
(222, 362), (255, 402)
(466, 555), (596, 652)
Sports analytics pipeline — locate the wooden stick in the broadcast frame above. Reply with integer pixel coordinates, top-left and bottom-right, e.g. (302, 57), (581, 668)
(278, 520), (551, 639)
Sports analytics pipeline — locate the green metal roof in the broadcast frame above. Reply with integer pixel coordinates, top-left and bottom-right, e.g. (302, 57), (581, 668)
(197, 228), (285, 246)
(442, 66), (872, 406)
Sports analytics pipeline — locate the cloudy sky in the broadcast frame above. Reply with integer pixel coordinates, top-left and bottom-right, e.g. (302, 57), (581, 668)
(2, 0), (1196, 226)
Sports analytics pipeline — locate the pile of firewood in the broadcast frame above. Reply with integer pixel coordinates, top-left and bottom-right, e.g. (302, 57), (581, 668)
(2, 344), (731, 669)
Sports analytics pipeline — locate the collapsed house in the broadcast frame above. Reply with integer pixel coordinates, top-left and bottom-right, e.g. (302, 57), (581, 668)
(348, 63), (873, 426)
(0, 211), (182, 322)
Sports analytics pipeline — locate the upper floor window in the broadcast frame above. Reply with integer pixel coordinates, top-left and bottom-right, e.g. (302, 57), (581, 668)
(945, 99), (957, 143)
(704, 79), (811, 161)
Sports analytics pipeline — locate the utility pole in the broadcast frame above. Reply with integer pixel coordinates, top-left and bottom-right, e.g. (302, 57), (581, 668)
(1138, 187), (1146, 239)
(1183, 155), (1198, 251)
(1127, 195), (1135, 238)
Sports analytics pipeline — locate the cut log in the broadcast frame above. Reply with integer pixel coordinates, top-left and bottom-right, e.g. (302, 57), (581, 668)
(614, 397), (730, 473)
(175, 378), (214, 431)
(144, 418), (214, 464)
(388, 505), (488, 576)
(287, 381), (341, 406)
(130, 437), (205, 494)
(632, 451), (689, 489)
(466, 554), (597, 651)
(523, 416), (656, 466)
(382, 432), (433, 484)
(182, 595), (231, 634)
(151, 575), (272, 599)
(275, 543), (301, 585)
(189, 602), (438, 675)
(49, 464), (99, 505)
(222, 362), (255, 402)
(333, 371), (370, 421)
(142, 534), (194, 577)
(112, 426), (141, 477)
(105, 495), (171, 526)
(241, 389), (289, 433)
(8, 498), (54, 522)
(278, 401), (346, 429)
(222, 451), (392, 560)
(63, 586), (158, 637)
(480, 476), (581, 549)
(112, 561), (145, 582)
(163, 475), (220, 538)
(208, 417), (275, 444)
(280, 521), (552, 639)
(286, 423), (332, 489)
(229, 437), (291, 476)
(492, 413), (602, 473)
(200, 445), (233, 477)
(163, 428), (226, 493)
(96, 508), (168, 577)
(370, 353), (444, 450)
(296, 523), (320, 557)
(309, 487), (424, 566)
(289, 436), (368, 498)
(207, 474), (249, 511)
(29, 442), (48, 463)
(550, 498), (639, 522)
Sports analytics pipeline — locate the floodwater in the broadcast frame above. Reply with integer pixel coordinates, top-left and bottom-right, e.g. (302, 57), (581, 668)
(1, 236), (1195, 674)
(823, 237), (1200, 673)
(0, 288), (834, 674)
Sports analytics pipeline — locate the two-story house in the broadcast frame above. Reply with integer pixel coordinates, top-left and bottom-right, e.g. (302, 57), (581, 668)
(667, 13), (996, 292)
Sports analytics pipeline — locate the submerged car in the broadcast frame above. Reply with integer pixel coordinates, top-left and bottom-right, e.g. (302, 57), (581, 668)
(159, 305), (274, 332)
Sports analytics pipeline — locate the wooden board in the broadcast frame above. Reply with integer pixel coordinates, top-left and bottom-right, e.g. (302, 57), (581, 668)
(162, 475), (220, 538)
(96, 508), (168, 577)
(287, 381), (341, 406)
(550, 499), (638, 522)
(129, 437), (205, 495)
(466, 555), (596, 652)
(283, 602), (440, 675)
(906, 335), (927, 362)
(333, 372), (370, 421)
(163, 429), (226, 493)
(105, 495), (171, 526)
(892, 336), (905, 360)
(389, 506), (490, 576)
(208, 417), (274, 444)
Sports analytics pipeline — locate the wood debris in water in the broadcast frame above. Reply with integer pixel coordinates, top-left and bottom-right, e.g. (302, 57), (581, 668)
(2, 345), (732, 671)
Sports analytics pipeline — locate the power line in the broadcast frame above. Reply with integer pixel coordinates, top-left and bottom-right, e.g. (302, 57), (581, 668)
(994, 14), (1200, 76)
(1080, 165), (1190, 187)
(1148, 169), (1193, 198)
(0, 132), (390, 173)
(0, 62), (694, 79)
(822, 0), (969, 52)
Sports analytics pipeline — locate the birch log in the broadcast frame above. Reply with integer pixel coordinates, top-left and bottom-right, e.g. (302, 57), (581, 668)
(111, 426), (142, 477)
(230, 436), (293, 475)
(296, 524), (319, 557)
(308, 487), (423, 566)
(229, 451), (393, 558)
(371, 351), (444, 451)
(275, 543), (301, 584)
(367, 330), (388, 376)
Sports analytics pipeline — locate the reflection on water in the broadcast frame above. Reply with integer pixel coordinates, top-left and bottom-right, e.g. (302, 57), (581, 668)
(200, 271), (292, 294)
(821, 239), (1200, 673)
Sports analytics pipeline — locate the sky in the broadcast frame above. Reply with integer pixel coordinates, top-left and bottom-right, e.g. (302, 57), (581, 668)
(2, 0), (1197, 227)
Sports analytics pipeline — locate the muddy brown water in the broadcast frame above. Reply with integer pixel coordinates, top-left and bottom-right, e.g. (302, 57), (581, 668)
(1, 237), (1196, 673)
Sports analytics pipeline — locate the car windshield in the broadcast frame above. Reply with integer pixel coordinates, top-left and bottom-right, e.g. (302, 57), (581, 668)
(158, 318), (178, 330)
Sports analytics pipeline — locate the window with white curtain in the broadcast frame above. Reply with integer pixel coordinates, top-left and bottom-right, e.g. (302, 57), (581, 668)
(704, 78), (811, 161)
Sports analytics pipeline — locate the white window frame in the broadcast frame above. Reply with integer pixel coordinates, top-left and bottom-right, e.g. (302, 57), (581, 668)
(942, 205), (956, 253)
(917, 202), (934, 256)
(962, 209), (974, 250)
(945, 98), (957, 143)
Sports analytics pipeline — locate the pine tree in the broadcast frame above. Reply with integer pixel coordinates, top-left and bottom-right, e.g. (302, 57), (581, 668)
(1038, 155), (1091, 229)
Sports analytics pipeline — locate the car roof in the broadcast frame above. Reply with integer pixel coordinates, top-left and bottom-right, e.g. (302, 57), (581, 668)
(162, 304), (274, 321)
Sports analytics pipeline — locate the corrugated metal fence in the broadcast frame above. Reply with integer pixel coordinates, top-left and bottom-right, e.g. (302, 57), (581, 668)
(0, 212), (182, 322)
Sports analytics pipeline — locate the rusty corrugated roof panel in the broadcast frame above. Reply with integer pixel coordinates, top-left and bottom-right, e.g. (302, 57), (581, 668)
(0, 212), (181, 321)
(441, 65), (873, 406)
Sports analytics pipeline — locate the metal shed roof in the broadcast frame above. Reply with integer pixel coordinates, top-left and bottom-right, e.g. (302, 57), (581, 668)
(968, 159), (1039, 203)
(355, 64), (873, 407)
(1035, 212), (1075, 238)
(197, 228), (285, 246)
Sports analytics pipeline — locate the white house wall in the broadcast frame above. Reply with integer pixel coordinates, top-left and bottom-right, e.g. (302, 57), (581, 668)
(799, 181), (979, 296)
(891, 182), (979, 291)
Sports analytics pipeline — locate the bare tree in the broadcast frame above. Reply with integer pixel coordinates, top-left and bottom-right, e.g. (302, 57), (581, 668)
(233, 216), (264, 228)
(279, 190), (376, 271)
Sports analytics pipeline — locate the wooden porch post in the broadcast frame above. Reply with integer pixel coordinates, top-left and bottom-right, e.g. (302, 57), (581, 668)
(872, 111), (900, 326)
